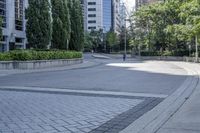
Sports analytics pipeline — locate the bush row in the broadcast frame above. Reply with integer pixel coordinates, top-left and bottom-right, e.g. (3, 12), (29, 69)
(140, 51), (162, 56)
(0, 50), (82, 61)
(141, 50), (191, 57)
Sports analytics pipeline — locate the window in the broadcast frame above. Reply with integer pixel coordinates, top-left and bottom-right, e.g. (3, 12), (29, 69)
(88, 20), (96, 23)
(88, 14), (96, 17)
(88, 8), (96, 11)
(15, 0), (24, 31)
(88, 2), (96, 5)
(88, 26), (96, 29)
(15, 37), (23, 43)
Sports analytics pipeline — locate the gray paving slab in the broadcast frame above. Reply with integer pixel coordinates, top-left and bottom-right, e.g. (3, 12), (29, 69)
(0, 90), (143, 133)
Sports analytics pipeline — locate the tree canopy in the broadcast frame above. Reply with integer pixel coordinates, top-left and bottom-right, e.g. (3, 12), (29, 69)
(26, 0), (84, 51)
(69, 0), (84, 51)
(131, 0), (200, 56)
(51, 0), (71, 50)
(26, 0), (52, 49)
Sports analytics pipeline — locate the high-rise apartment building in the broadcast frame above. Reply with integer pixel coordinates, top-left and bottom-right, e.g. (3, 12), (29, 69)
(82, 0), (121, 34)
(112, 0), (121, 33)
(0, 0), (28, 52)
(119, 3), (126, 29)
(82, 0), (103, 31)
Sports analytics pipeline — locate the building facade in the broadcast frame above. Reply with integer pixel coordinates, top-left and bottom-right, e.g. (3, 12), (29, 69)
(112, 0), (121, 34)
(103, 0), (112, 32)
(119, 2), (126, 29)
(81, 0), (103, 31)
(82, 0), (121, 34)
(0, 0), (28, 52)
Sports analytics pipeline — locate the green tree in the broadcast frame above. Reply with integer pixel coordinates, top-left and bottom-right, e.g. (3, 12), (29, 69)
(26, 0), (51, 49)
(131, 0), (200, 56)
(69, 0), (84, 51)
(106, 31), (118, 52)
(84, 32), (93, 52)
(51, 0), (71, 50)
(89, 29), (103, 52)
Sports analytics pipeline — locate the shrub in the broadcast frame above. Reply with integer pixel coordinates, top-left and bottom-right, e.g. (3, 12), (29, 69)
(0, 50), (82, 61)
(141, 51), (162, 56)
(141, 50), (190, 57)
(0, 53), (12, 61)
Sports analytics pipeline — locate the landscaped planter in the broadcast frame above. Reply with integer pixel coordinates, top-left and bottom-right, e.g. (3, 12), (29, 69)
(0, 58), (83, 69)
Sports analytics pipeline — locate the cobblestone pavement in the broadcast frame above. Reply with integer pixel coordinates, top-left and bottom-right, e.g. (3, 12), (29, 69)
(0, 90), (147, 133)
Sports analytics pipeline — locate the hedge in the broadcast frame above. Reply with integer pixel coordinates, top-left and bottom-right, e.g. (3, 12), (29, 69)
(0, 50), (82, 61)
(140, 51), (162, 56)
(141, 50), (191, 57)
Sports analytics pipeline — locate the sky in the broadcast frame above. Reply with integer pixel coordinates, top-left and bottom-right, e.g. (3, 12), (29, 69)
(122, 0), (135, 13)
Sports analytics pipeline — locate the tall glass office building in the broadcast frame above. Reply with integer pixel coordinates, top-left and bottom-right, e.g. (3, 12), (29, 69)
(103, 0), (113, 32)
(80, 0), (121, 33)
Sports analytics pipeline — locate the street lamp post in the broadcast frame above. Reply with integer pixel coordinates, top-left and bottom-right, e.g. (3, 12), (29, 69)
(195, 35), (199, 62)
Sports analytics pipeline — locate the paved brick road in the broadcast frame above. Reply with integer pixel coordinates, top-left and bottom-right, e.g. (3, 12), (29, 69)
(0, 90), (143, 133)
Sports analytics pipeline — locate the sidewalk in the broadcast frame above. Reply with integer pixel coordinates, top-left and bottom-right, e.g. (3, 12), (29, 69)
(157, 64), (200, 133)
(0, 60), (101, 77)
(120, 62), (200, 133)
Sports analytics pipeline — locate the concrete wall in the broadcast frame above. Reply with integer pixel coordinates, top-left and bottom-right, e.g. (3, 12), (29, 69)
(0, 58), (83, 70)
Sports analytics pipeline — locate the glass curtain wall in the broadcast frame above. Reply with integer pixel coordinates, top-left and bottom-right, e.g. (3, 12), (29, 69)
(103, 0), (112, 32)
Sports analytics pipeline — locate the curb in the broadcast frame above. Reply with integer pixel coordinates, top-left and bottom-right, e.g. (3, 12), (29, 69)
(120, 62), (199, 133)
(92, 54), (111, 59)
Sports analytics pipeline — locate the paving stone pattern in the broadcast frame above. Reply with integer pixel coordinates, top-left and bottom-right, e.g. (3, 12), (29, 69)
(0, 91), (143, 133)
(90, 97), (163, 133)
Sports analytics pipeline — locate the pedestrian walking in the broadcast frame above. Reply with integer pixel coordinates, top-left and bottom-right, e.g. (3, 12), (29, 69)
(123, 53), (126, 61)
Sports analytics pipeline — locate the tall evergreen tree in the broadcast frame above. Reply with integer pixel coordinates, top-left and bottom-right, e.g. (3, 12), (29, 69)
(51, 0), (71, 50)
(69, 0), (84, 51)
(26, 0), (51, 49)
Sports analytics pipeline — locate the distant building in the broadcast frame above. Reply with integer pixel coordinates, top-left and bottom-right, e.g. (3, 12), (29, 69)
(112, 0), (121, 34)
(103, 0), (112, 32)
(0, 0), (28, 52)
(82, 0), (121, 34)
(81, 0), (103, 32)
(119, 3), (127, 28)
